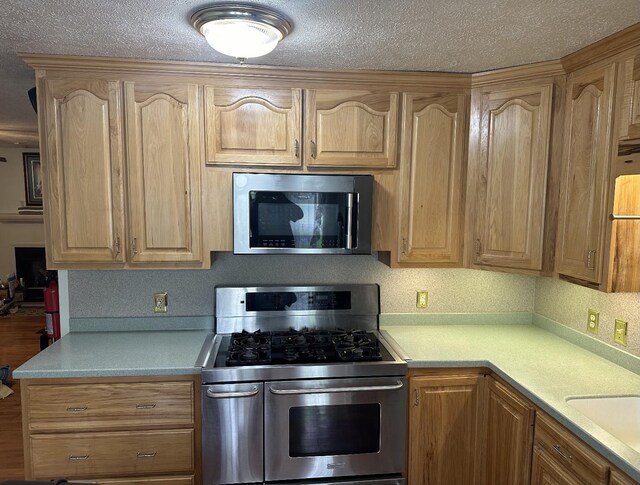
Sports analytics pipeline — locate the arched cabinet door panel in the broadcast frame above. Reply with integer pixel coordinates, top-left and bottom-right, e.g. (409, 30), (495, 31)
(205, 86), (302, 166)
(124, 81), (202, 264)
(42, 78), (125, 265)
(470, 84), (553, 271)
(397, 92), (468, 265)
(305, 89), (399, 168)
(555, 64), (616, 284)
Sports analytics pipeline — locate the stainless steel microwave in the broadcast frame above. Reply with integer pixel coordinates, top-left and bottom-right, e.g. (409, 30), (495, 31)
(233, 173), (373, 254)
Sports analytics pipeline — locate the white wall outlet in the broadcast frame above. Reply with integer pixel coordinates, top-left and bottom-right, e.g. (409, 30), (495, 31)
(154, 292), (168, 313)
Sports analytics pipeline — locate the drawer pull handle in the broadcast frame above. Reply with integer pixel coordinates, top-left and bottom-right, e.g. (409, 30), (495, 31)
(136, 403), (156, 409)
(553, 444), (573, 462)
(66, 406), (88, 412)
(69, 455), (90, 461)
(137, 451), (157, 458)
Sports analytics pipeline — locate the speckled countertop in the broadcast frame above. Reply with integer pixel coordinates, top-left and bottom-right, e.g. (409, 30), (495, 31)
(382, 324), (640, 482)
(13, 331), (211, 378)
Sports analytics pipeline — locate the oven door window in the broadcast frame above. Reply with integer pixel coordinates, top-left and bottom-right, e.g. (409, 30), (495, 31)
(249, 191), (355, 249)
(288, 404), (380, 457)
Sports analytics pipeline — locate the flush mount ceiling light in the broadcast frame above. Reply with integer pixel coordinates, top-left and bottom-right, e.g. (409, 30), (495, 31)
(191, 3), (292, 63)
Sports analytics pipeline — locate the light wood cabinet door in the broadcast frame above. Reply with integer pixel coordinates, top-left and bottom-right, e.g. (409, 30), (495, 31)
(555, 64), (616, 283)
(484, 377), (535, 485)
(204, 86), (302, 166)
(408, 373), (484, 485)
(619, 53), (640, 141)
(305, 89), (399, 168)
(397, 93), (467, 265)
(30, 429), (194, 479)
(471, 84), (553, 270)
(124, 81), (202, 263)
(611, 469), (640, 485)
(531, 446), (582, 485)
(42, 78), (125, 265)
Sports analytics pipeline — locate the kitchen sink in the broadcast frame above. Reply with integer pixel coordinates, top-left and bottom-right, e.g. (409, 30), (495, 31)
(566, 396), (640, 452)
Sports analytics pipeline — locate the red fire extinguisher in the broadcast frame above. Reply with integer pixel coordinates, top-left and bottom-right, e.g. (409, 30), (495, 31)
(44, 278), (60, 341)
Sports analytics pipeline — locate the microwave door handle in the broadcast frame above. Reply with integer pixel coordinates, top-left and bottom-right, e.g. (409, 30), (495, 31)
(269, 380), (404, 395)
(345, 192), (355, 250)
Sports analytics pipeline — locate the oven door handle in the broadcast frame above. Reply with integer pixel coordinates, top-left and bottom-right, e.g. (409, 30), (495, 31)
(206, 386), (260, 399)
(268, 380), (403, 395)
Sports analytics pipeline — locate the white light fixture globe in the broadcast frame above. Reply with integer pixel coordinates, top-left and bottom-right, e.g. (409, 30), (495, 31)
(192, 4), (292, 62)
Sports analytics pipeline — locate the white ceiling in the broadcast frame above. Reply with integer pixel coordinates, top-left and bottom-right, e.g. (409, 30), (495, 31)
(1, 0), (640, 144)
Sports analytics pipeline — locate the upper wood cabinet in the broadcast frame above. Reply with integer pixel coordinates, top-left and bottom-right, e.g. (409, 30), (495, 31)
(408, 371), (484, 485)
(42, 78), (125, 266)
(619, 52), (640, 141)
(555, 64), (617, 284)
(397, 92), (467, 265)
(469, 84), (553, 271)
(305, 89), (399, 168)
(124, 81), (202, 264)
(204, 87), (302, 166)
(484, 376), (535, 485)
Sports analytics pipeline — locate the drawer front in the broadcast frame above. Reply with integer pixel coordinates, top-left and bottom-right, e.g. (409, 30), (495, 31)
(534, 413), (609, 485)
(27, 381), (194, 431)
(31, 429), (194, 479)
(73, 476), (194, 485)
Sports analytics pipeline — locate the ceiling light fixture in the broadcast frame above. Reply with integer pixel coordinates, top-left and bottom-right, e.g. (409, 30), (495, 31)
(191, 3), (292, 63)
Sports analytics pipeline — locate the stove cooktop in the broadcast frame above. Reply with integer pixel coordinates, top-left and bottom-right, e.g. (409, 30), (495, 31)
(223, 329), (383, 366)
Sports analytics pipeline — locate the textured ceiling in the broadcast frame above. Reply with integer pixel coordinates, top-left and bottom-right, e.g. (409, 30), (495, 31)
(1, 0), (640, 142)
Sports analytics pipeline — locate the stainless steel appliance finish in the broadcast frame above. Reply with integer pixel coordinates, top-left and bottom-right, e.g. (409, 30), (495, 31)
(265, 376), (406, 482)
(202, 382), (264, 485)
(233, 173), (373, 254)
(201, 284), (407, 485)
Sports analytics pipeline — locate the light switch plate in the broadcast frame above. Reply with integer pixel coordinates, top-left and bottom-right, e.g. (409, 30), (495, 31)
(416, 291), (428, 309)
(154, 292), (168, 313)
(614, 319), (628, 346)
(587, 309), (599, 335)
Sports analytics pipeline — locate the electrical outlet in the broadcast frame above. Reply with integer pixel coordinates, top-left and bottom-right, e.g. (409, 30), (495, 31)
(153, 292), (168, 313)
(587, 309), (599, 335)
(416, 291), (428, 309)
(614, 319), (628, 346)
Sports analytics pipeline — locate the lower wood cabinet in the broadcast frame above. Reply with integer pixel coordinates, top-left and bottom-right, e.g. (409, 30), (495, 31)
(533, 412), (609, 485)
(408, 370), (485, 485)
(484, 376), (535, 485)
(407, 370), (639, 485)
(21, 375), (200, 483)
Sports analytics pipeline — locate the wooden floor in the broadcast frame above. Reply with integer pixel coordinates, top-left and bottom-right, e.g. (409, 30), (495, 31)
(0, 313), (45, 480)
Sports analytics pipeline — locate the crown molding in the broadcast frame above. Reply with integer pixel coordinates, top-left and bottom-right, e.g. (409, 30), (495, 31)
(471, 60), (565, 87)
(19, 54), (473, 90)
(0, 129), (39, 148)
(562, 21), (640, 73)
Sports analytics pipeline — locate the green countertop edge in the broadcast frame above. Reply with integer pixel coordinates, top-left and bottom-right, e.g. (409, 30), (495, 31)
(69, 316), (214, 332)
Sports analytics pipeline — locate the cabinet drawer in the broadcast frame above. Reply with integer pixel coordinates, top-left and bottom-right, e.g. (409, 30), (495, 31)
(26, 381), (194, 431)
(534, 413), (609, 485)
(74, 476), (194, 485)
(30, 429), (194, 479)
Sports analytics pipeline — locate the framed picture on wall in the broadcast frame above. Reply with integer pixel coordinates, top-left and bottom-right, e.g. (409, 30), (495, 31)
(23, 152), (42, 207)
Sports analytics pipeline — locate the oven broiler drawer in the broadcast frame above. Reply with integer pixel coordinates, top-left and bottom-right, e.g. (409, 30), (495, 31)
(264, 377), (407, 483)
(202, 382), (264, 485)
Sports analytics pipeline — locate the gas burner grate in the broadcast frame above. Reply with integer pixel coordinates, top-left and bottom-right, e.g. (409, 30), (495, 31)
(224, 328), (383, 366)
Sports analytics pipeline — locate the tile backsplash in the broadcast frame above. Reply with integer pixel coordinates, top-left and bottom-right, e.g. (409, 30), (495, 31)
(68, 252), (536, 318)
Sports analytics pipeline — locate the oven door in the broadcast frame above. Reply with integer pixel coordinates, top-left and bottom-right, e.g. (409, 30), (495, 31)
(264, 377), (406, 482)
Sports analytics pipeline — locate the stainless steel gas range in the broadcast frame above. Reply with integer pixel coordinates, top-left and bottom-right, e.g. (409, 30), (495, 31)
(199, 284), (407, 485)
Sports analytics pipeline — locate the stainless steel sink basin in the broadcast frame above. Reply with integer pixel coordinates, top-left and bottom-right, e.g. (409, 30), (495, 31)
(566, 396), (640, 452)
